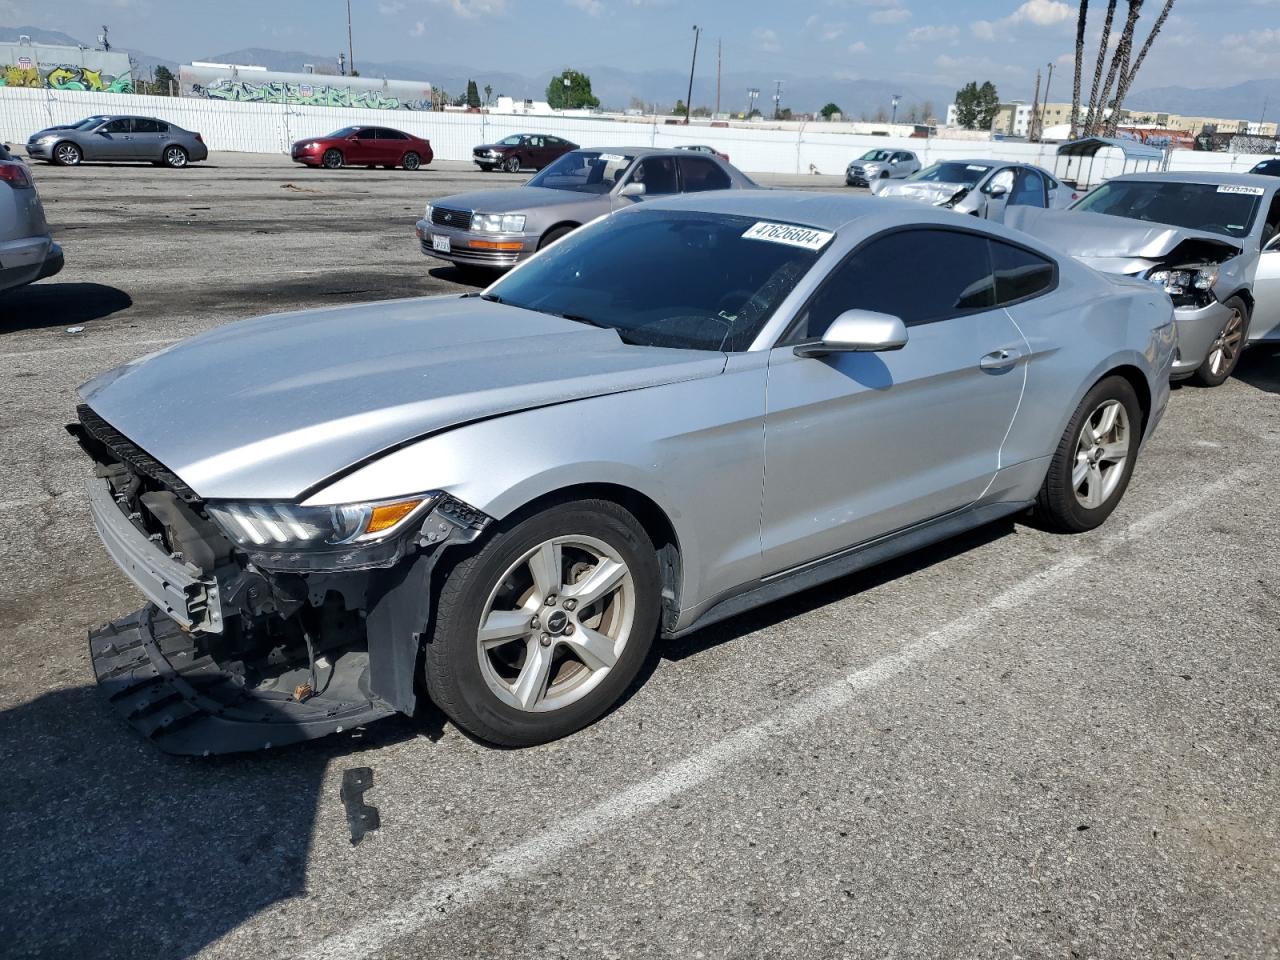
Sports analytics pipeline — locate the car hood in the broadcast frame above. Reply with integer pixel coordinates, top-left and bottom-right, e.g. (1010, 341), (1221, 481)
(79, 296), (726, 500)
(434, 186), (599, 213)
(1005, 207), (1244, 260)
(872, 180), (966, 203)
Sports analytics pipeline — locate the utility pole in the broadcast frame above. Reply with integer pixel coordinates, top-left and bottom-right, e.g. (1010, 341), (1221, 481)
(99, 25), (110, 52)
(715, 39), (721, 116)
(747, 87), (759, 118)
(1029, 69), (1042, 140)
(773, 80), (783, 120)
(1041, 61), (1056, 137)
(891, 93), (901, 125)
(684, 25), (701, 124)
(346, 0), (355, 76)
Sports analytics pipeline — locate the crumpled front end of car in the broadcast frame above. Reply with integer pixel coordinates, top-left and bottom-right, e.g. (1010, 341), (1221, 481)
(70, 404), (493, 755)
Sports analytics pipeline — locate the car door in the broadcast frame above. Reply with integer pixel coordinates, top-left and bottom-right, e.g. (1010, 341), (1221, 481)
(89, 118), (134, 160)
(982, 167), (1018, 221)
(625, 156), (680, 200)
(890, 152), (911, 177)
(128, 118), (165, 160)
(350, 128), (379, 164)
(675, 155), (732, 193)
(759, 227), (1028, 574)
(1251, 193), (1280, 341)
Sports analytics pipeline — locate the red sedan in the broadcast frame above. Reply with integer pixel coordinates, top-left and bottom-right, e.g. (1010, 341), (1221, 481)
(291, 125), (433, 171)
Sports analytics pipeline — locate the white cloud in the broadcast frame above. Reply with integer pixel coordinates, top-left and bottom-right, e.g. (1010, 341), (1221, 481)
(566, 0), (603, 13)
(870, 7), (911, 24)
(972, 0), (1072, 41)
(902, 24), (960, 47)
(971, 20), (996, 40)
(754, 27), (781, 52)
(429, 0), (507, 18)
(821, 22), (846, 40)
(849, 40), (868, 53)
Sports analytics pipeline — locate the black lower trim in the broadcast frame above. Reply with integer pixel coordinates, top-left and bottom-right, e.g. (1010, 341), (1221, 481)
(665, 501), (1031, 639)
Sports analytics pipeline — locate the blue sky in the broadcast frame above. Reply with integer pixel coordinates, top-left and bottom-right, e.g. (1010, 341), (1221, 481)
(12, 0), (1279, 94)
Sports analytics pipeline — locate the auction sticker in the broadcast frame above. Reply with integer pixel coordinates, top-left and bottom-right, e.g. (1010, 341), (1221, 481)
(1218, 184), (1265, 196)
(742, 221), (834, 251)
(598, 153), (627, 162)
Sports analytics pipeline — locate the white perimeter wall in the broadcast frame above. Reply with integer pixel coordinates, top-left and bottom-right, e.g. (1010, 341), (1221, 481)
(2, 87), (1274, 179)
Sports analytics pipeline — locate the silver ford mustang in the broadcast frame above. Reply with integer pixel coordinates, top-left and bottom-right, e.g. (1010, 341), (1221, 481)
(73, 192), (1174, 755)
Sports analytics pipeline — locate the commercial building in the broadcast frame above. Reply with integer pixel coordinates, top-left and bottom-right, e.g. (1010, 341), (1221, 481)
(0, 37), (132, 92)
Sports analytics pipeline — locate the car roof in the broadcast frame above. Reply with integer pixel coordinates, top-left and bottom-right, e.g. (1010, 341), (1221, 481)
(1108, 170), (1280, 189)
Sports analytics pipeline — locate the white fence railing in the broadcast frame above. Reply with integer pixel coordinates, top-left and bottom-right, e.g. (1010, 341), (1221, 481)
(1, 87), (1274, 178)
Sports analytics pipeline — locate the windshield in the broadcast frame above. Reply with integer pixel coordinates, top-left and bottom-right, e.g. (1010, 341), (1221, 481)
(484, 209), (826, 351)
(1072, 180), (1264, 238)
(72, 116), (111, 130)
(499, 135), (523, 145)
(909, 162), (992, 186)
(526, 150), (637, 194)
(859, 150), (893, 162)
(326, 127), (359, 138)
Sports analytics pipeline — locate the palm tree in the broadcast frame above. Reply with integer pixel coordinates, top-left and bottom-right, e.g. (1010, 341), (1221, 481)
(1108, 0), (1176, 131)
(1070, 1), (1089, 139)
(1094, 0), (1144, 136)
(1083, 0), (1117, 136)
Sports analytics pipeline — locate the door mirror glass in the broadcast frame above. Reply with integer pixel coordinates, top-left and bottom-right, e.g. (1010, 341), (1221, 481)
(618, 182), (646, 198)
(794, 309), (908, 357)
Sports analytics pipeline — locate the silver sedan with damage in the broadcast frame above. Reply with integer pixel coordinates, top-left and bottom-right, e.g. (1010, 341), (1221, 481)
(415, 146), (753, 270)
(73, 192), (1174, 755)
(1008, 172), (1280, 386)
(874, 159), (1072, 221)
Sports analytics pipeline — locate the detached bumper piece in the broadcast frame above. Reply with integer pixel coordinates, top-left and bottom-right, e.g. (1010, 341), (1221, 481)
(89, 606), (396, 756)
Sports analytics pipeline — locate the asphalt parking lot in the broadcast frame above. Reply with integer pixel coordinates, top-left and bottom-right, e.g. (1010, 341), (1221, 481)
(1, 152), (1278, 960)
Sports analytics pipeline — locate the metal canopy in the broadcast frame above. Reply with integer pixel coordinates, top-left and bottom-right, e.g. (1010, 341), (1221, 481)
(1056, 136), (1166, 162)
(1054, 136), (1166, 190)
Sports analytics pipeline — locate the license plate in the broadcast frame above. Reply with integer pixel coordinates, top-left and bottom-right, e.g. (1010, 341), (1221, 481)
(431, 234), (451, 253)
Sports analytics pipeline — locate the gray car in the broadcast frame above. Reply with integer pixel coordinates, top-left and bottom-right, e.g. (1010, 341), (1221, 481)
(846, 148), (920, 186)
(874, 159), (1072, 221)
(26, 115), (209, 168)
(0, 157), (63, 292)
(416, 146), (754, 270)
(1008, 172), (1280, 386)
(73, 191), (1173, 755)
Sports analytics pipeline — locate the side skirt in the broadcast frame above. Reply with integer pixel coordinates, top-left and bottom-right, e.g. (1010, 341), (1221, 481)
(665, 501), (1032, 640)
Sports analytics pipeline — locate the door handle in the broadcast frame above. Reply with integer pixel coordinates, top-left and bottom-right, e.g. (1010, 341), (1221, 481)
(979, 348), (1022, 371)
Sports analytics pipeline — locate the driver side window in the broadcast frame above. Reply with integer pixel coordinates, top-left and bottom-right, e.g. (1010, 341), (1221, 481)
(631, 157), (679, 195)
(103, 118), (132, 134)
(1262, 194), (1280, 248)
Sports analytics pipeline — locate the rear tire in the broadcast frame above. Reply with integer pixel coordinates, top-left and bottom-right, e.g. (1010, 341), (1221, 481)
(1033, 375), (1142, 533)
(322, 149), (343, 169)
(503, 155), (521, 173)
(163, 145), (188, 168)
(52, 141), (82, 166)
(1189, 296), (1249, 387)
(403, 151), (422, 170)
(424, 500), (661, 747)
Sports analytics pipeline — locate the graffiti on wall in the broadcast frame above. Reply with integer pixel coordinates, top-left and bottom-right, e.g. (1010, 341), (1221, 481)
(0, 63), (133, 92)
(191, 78), (430, 111)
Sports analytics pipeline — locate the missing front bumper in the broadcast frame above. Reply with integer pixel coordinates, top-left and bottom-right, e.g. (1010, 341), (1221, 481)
(90, 606), (396, 756)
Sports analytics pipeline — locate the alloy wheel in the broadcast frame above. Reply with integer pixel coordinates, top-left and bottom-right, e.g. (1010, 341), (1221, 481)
(322, 149), (343, 169)
(1072, 399), (1130, 510)
(54, 143), (81, 165)
(504, 155), (520, 173)
(476, 535), (635, 713)
(1208, 307), (1245, 377)
(403, 152), (420, 170)
(164, 146), (187, 168)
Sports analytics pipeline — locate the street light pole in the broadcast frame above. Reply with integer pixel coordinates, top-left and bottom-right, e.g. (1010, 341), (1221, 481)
(346, 0), (356, 75)
(773, 80), (783, 120)
(684, 25), (701, 125)
(1041, 62), (1055, 137)
(891, 93), (901, 125)
(746, 87), (759, 118)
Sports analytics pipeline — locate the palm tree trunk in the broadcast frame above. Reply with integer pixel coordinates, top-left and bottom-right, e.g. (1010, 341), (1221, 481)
(1070, 1), (1089, 139)
(1110, 0), (1175, 125)
(1083, 0), (1118, 135)
(1101, 0), (1146, 136)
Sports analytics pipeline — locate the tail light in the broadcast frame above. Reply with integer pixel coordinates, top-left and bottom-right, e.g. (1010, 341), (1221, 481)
(0, 163), (32, 189)
(194, 133), (204, 143)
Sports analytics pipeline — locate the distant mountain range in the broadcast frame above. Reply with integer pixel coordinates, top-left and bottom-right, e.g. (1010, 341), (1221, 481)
(3, 25), (1277, 122)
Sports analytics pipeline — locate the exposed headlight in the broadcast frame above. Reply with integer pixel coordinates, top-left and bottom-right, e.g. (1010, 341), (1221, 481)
(207, 494), (439, 551)
(471, 212), (526, 233)
(424, 202), (433, 220)
(1146, 266), (1218, 305)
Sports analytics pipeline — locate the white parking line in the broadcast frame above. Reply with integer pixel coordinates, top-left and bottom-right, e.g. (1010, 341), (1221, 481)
(296, 467), (1254, 960)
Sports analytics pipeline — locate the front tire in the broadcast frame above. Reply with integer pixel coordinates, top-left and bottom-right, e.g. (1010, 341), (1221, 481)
(538, 225), (576, 250)
(322, 148), (344, 169)
(503, 155), (521, 173)
(52, 141), (82, 166)
(424, 500), (660, 747)
(1034, 375), (1142, 533)
(1190, 297), (1249, 387)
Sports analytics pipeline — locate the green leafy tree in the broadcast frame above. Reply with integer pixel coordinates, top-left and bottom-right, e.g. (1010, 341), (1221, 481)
(954, 80), (1000, 129)
(483, 83), (492, 105)
(692, 105), (712, 118)
(673, 99), (688, 117)
(546, 69), (599, 110)
(153, 65), (175, 96)
(466, 78), (481, 108)
(820, 102), (842, 120)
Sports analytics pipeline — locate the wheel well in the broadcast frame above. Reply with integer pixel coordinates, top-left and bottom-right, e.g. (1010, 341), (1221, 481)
(1224, 288), (1253, 318)
(502, 483), (683, 632)
(539, 221), (581, 248)
(1102, 364), (1152, 435)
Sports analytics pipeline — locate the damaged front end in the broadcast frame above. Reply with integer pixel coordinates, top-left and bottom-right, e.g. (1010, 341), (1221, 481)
(70, 405), (491, 755)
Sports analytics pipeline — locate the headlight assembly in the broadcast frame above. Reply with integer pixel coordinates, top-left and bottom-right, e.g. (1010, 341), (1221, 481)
(471, 213), (526, 233)
(1146, 266), (1218, 307)
(207, 494), (439, 551)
